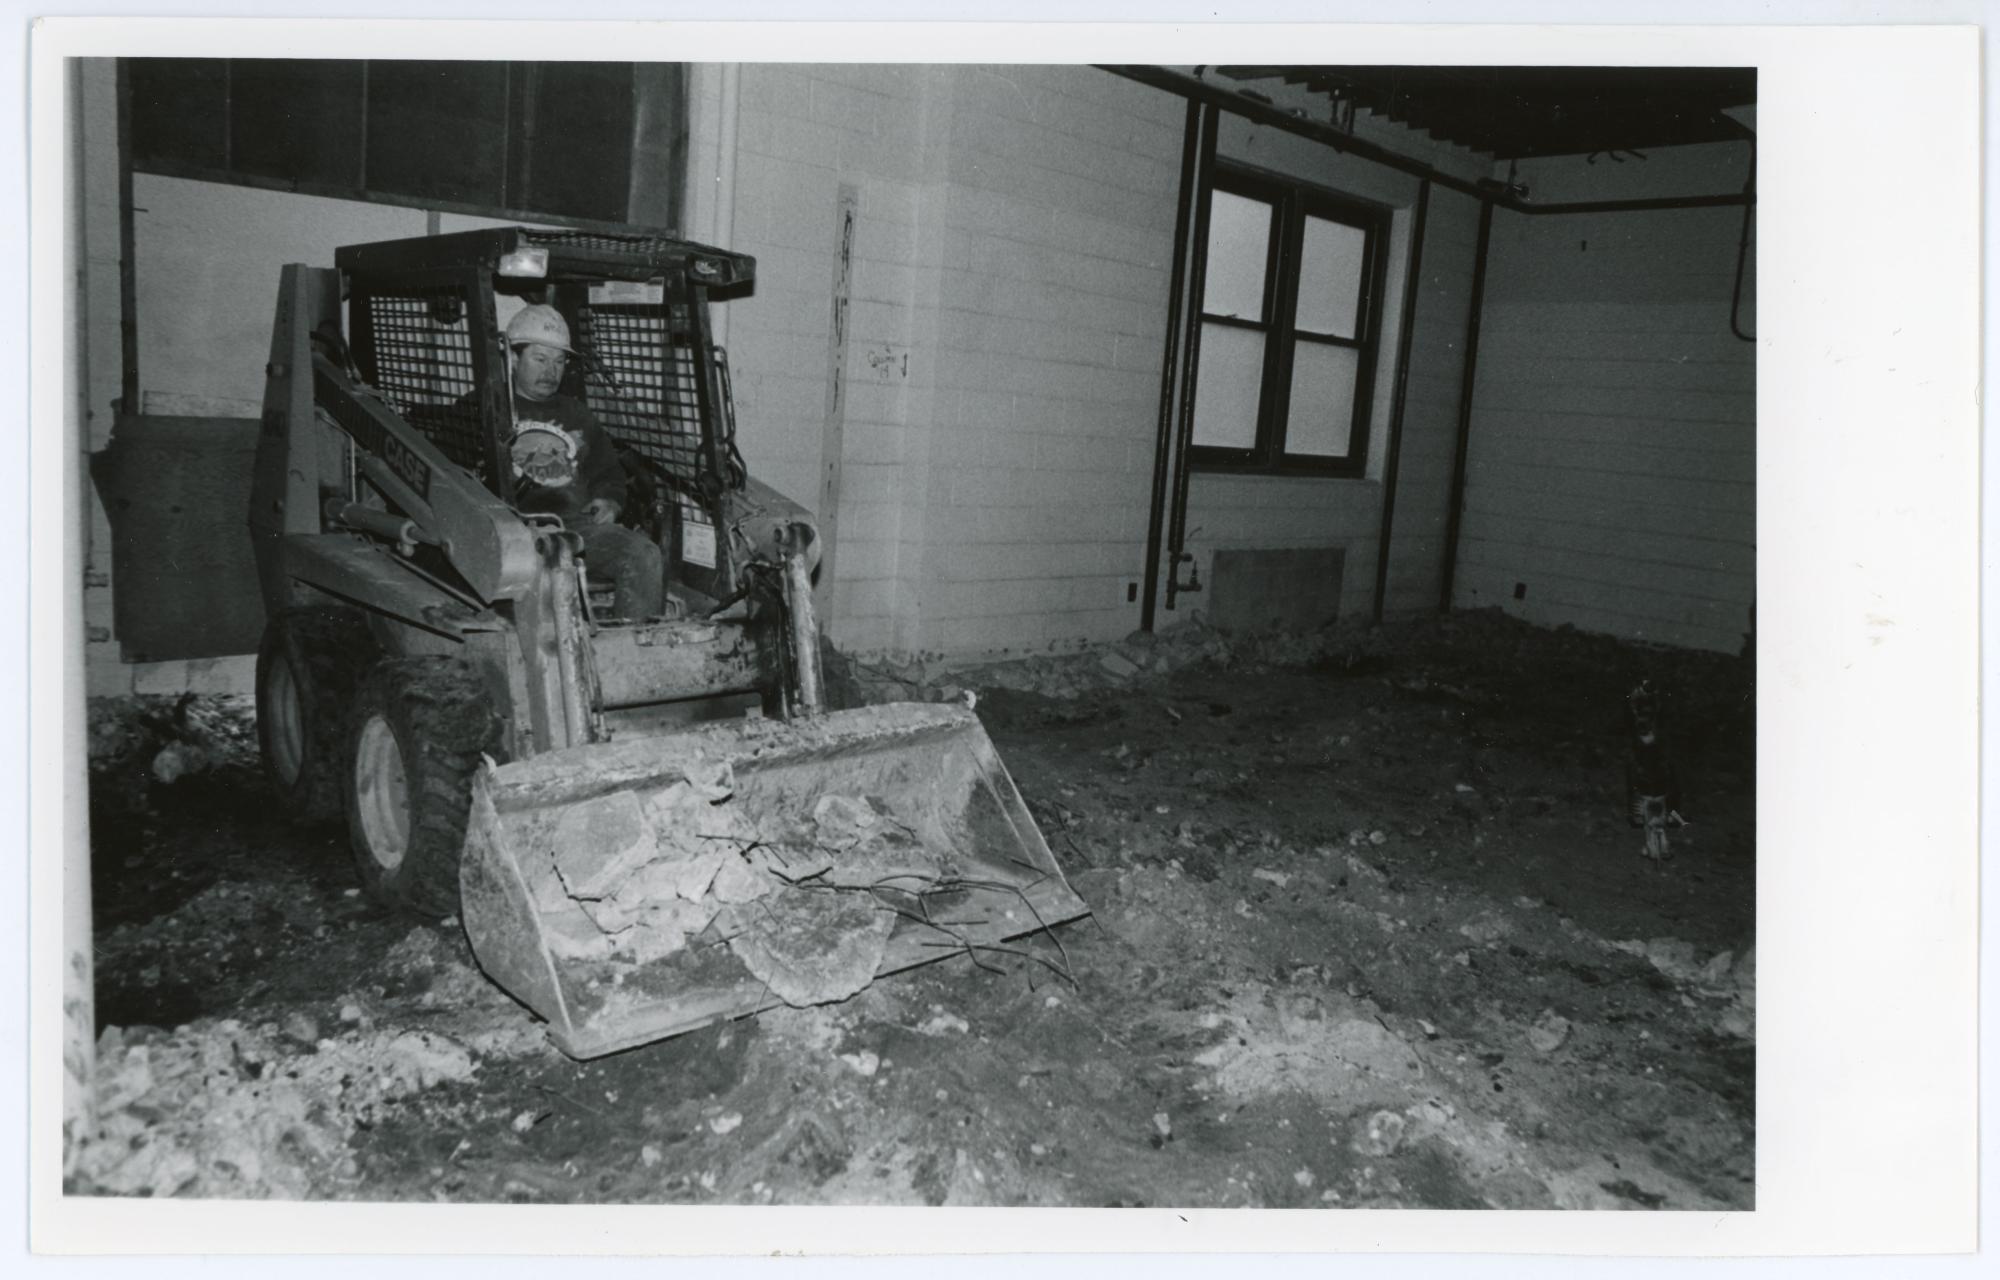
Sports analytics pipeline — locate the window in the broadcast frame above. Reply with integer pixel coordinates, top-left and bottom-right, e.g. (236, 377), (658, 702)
(1189, 168), (1389, 476)
(123, 59), (684, 230)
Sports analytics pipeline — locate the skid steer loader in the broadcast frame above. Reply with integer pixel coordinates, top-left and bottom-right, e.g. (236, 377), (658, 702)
(248, 226), (1087, 1058)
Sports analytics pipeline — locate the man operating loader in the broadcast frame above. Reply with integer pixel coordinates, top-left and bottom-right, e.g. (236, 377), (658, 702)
(249, 226), (1087, 1055)
(505, 304), (666, 621)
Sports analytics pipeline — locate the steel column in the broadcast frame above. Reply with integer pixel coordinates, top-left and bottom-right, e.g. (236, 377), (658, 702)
(1142, 98), (1203, 633)
(1371, 179), (1430, 624)
(114, 59), (138, 415)
(1439, 197), (1495, 613)
(1165, 106), (1220, 613)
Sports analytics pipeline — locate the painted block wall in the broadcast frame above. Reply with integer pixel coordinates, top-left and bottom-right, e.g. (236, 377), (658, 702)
(1455, 143), (1755, 653)
(695, 64), (1187, 660)
(687, 63), (943, 657)
(1171, 98), (1486, 629)
(920, 66), (1185, 658)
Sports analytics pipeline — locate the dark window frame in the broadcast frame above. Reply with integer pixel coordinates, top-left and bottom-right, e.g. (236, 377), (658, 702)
(122, 58), (683, 235)
(1188, 163), (1392, 479)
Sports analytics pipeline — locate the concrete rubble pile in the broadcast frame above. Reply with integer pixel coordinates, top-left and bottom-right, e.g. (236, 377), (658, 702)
(530, 762), (938, 1006)
(1608, 936), (1757, 1040)
(87, 693), (258, 786)
(71, 1017), (478, 1199)
(831, 614), (1391, 706)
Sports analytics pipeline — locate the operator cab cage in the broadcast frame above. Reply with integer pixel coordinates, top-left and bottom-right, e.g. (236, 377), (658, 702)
(332, 226), (757, 524)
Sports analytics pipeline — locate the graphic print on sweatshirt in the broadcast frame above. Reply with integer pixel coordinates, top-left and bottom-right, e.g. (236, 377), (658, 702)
(511, 420), (580, 488)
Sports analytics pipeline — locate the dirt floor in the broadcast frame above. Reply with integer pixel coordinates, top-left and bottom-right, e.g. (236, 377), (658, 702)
(70, 609), (1754, 1209)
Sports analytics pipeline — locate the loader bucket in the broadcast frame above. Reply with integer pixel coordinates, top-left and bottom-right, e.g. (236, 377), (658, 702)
(459, 702), (1089, 1058)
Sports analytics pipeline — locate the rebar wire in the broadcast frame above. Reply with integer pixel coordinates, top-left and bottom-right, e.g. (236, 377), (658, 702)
(1729, 139), (1757, 344)
(914, 937), (1077, 986)
(771, 867), (1080, 990)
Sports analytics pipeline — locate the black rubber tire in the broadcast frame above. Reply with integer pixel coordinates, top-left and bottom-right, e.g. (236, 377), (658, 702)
(343, 656), (503, 918)
(255, 606), (378, 823)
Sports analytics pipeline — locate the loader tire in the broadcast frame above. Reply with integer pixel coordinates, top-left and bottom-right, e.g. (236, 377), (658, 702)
(344, 656), (503, 918)
(256, 606), (378, 823)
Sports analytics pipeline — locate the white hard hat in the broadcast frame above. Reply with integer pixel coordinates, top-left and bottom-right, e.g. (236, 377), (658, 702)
(506, 304), (574, 354)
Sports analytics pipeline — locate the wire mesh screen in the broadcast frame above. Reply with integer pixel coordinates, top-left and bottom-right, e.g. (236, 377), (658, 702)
(576, 303), (710, 485)
(525, 228), (683, 256)
(359, 286), (485, 473)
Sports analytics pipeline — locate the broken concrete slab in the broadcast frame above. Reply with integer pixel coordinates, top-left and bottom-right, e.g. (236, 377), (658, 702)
(552, 791), (657, 900)
(721, 889), (898, 1008)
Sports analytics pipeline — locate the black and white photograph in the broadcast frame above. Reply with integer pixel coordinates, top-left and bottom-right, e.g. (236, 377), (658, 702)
(22, 14), (1980, 1261)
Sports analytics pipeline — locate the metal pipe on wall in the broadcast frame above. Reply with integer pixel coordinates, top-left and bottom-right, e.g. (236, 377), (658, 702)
(710, 63), (742, 349)
(1438, 197), (1495, 613)
(114, 59), (138, 415)
(1730, 139), (1757, 343)
(1371, 178), (1431, 624)
(1164, 105), (1221, 614)
(66, 58), (99, 1164)
(72, 65), (96, 554)
(1141, 99), (1203, 633)
(1530, 192), (1748, 215)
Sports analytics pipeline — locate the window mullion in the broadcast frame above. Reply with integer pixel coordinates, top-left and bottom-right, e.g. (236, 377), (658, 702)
(1351, 203), (1392, 464)
(1264, 195), (1306, 463)
(1356, 210), (1379, 345)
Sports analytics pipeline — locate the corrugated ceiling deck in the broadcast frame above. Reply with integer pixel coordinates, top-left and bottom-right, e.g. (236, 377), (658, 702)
(1214, 66), (1757, 160)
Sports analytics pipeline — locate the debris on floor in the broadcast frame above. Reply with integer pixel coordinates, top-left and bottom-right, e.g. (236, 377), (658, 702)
(78, 608), (1754, 1208)
(71, 1018), (478, 1199)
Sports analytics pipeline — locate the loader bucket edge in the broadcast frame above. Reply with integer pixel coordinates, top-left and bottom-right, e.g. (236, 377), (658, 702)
(460, 701), (1090, 1058)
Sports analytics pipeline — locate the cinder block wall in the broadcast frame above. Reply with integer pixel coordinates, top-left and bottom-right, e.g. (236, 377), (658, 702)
(696, 64), (1186, 660)
(688, 63), (945, 658)
(920, 67), (1183, 657)
(1455, 142), (1755, 653)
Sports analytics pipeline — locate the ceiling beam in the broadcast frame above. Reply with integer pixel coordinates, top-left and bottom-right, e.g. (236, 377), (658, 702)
(1098, 65), (1755, 215)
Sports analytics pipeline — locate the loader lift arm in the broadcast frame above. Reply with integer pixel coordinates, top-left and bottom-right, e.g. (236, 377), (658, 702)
(308, 353), (541, 606)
